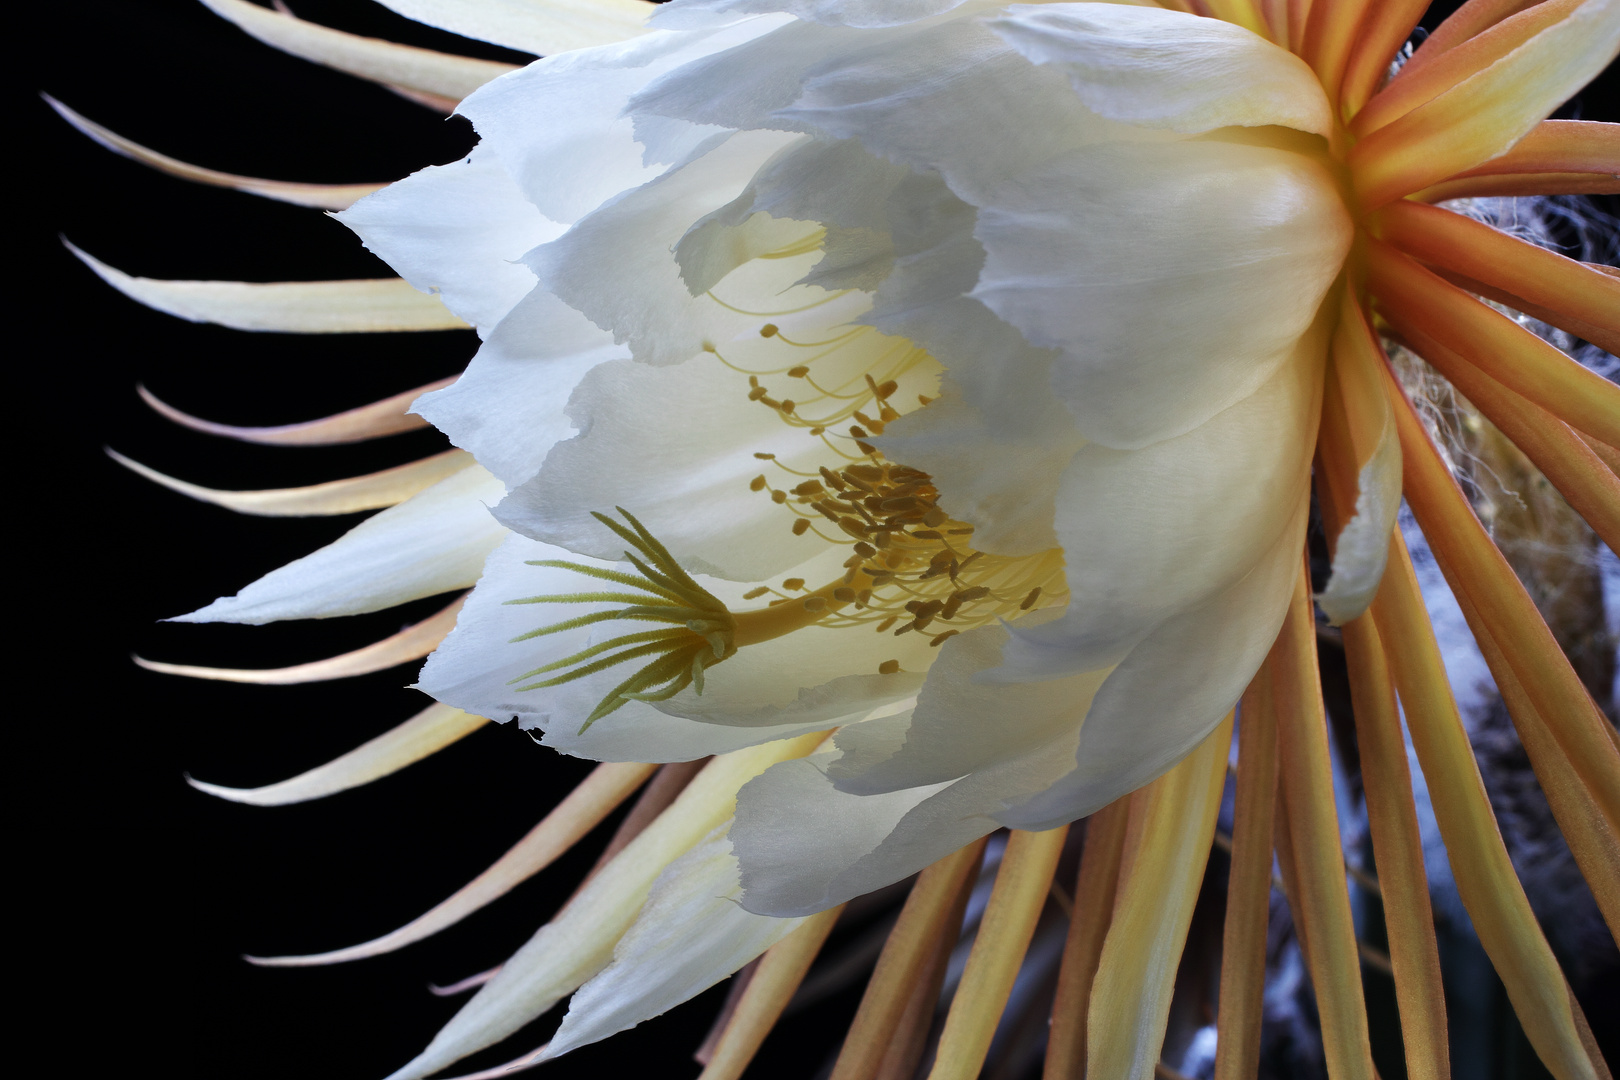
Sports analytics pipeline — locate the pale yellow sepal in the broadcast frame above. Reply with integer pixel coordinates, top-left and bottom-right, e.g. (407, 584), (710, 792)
(137, 595), (464, 686)
(198, 0), (515, 101)
(68, 242), (469, 332)
(1086, 712), (1233, 1080)
(44, 95), (384, 210)
(372, 0), (654, 56)
(187, 702), (486, 806)
(138, 379), (452, 446)
(384, 731), (827, 1080)
(249, 761), (656, 965)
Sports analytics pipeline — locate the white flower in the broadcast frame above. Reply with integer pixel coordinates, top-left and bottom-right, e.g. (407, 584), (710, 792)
(82, 0), (1620, 1076)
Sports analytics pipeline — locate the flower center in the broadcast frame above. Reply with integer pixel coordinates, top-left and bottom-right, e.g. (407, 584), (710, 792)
(507, 231), (1068, 729)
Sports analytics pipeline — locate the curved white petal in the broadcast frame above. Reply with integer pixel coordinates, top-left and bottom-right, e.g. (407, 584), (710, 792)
(971, 139), (1350, 448)
(372, 0), (654, 55)
(989, 3), (1331, 136)
(413, 288), (626, 489)
(997, 329), (1322, 678)
(997, 493), (1306, 831)
(733, 713), (1074, 915)
(458, 19), (786, 225)
(655, 0), (972, 30)
(175, 466), (506, 625)
(528, 128), (809, 367)
(545, 825), (802, 1058)
(496, 352), (864, 579)
(338, 145), (563, 335)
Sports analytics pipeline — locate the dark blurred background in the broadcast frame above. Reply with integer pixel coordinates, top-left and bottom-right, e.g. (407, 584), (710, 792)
(16, 1), (1617, 1078)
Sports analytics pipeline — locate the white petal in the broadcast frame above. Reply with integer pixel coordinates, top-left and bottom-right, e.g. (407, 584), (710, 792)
(527, 128), (809, 367)
(827, 619), (1108, 795)
(875, 379), (1084, 556)
(413, 288), (626, 489)
(989, 3), (1331, 136)
(371, 0), (654, 55)
(338, 145), (563, 335)
(971, 138), (1351, 448)
(175, 466), (506, 625)
(459, 20), (783, 225)
(654, 0), (972, 30)
(997, 493), (1306, 831)
(496, 353), (855, 580)
(994, 320), (1323, 678)
(1316, 412), (1401, 625)
(545, 825), (802, 1058)
(733, 715), (1076, 915)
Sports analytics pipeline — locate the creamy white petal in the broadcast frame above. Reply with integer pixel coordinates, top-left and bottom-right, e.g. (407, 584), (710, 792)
(733, 713), (1077, 915)
(459, 20), (783, 225)
(989, 3), (1331, 136)
(874, 379), (1083, 556)
(1316, 413), (1402, 625)
(338, 145), (562, 335)
(497, 353), (856, 579)
(971, 139), (1350, 448)
(528, 128), (809, 367)
(997, 493), (1306, 831)
(655, 0), (972, 30)
(994, 321), (1323, 677)
(412, 288), (627, 489)
(545, 825), (802, 1058)
(175, 466), (506, 625)
(826, 618), (1106, 795)
(372, 0), (654, 55)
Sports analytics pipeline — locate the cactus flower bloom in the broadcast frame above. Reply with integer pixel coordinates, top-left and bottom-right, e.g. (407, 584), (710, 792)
(73, 0), (1619, 1077)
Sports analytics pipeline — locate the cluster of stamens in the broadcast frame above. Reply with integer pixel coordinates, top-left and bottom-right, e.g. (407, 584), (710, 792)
(746, 457), (1064, 659)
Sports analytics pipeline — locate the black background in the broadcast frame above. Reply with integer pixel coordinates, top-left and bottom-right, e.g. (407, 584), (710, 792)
(16, 2), (1618, 1078)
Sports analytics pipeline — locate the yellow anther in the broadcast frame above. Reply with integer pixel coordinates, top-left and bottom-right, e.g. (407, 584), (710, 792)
(787, 365), (810, 378)
(875, 616), (898, 633)
(701, 341), (717, 353)
(929, 630), (959, 648)
(754, 452), (775, 460)
(852, 541), (876, 558)
(803, 596), (828, 612)
(792, 519), (811, 536)
(955, 586), (990, 602)
(833, 587), (856, 602)
(792, 480), (824, 496)
(875, 380), (898, 400)
(760, 323), (780, 337)
(780, 400), (796, 414)
(782, 578), (806, 591)
(923, 508), (948, 527)
(749, 386), (769, 401)
(772, 489), (788, 504)
(743, 586), (770, 600)
(750, 475), (768, 492)
(810, 426), (826, 435)
(1020, 587), (1043, 610)
(918, 394), (936, 406)
(878, 659), (901, 674)
(850, 426), (869, 438)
